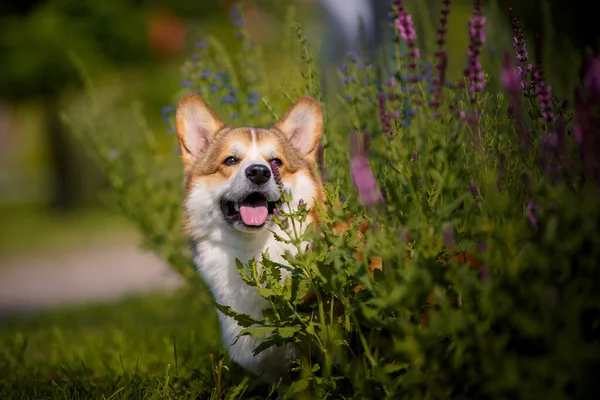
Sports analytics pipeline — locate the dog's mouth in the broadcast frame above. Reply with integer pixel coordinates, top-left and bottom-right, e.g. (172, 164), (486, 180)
(221, 192), (280, 228)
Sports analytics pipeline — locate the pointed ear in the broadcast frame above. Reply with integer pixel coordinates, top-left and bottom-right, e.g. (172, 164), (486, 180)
(274, 96), (323, 162)
(175, 94), (226, 170)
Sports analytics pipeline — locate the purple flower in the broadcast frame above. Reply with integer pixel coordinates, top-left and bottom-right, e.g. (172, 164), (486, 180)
(350, 131), (382, 207)
(508, 8), (529, 64)
(270, 160), (283, 188)
(464, 0), (486, 98)
(584, 55), (600, 98)
(469, 179), (479, 200)
(394, 0), (419, 73)
(533, 35), (555, 123)
(378, 93), (392, 135)
(501, 62), (521, 94)
(526, 200), (538, 229)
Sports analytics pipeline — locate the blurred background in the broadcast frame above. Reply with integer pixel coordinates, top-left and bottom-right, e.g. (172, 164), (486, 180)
(0, 0), (598, 315)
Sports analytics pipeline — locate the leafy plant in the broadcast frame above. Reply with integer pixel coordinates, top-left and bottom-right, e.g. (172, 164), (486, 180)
(64, 1), (600, 399)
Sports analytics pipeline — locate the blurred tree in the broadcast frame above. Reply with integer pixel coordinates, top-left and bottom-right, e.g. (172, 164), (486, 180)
(0, 0), (221, 212)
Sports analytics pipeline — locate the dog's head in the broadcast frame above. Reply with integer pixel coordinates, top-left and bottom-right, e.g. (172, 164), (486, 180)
(175, 94), (324, 238)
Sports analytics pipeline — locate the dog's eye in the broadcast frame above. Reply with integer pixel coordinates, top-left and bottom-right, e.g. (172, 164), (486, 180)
(223, 156), (238, 166)
(270, 158), (283, 167)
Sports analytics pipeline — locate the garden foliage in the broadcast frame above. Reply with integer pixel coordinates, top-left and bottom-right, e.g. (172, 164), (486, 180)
(65, 1), (600, 398)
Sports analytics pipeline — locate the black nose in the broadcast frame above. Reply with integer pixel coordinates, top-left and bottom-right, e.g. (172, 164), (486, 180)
(245, 164), (271, 185)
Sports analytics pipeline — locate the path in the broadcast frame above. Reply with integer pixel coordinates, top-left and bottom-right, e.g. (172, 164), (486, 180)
(0, 237), (183, 313)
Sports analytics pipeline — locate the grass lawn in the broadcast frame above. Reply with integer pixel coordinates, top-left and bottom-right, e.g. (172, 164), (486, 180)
(0, 285), (278, 399)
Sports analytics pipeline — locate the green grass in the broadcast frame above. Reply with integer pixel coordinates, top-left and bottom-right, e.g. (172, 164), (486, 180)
(0, 285), (279, 399)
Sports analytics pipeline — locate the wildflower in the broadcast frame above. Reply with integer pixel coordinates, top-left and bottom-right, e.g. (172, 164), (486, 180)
(394, 0), (419, 73)
(525, 200), (538, 229)
(469, 178), (479, 200)
(502, 51), (530, 153)
(248, 91), (259, 106)
(210, 84), (218, 93)
(195, 40), (207, 49)
(202, 69), (211, 79)
(584, 55), (600, 98)
(180, 80), (193, 88)
(191, 53), (200, 61)
(298, 199), (305, 207)
(533, 34), (555, 123)
(231, 112), (238, 119)
(501, 61), (521, 94)
(464, 0), (486, 98)
(389, 76), (397, 87)
(378, 93), (392, 135)
(412, 151), (418, 161)
(161, 105), (174, 115)
(270, 160), (283, 188)
(508, 8), (528, 63)
(350, 130), (382, 207)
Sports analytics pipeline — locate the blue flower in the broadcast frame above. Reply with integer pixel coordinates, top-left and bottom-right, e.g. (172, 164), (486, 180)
(161, 105), (174, 115)
(191, 53), (200, 61)
(340, 63), (347, 75)
(251, 109), (259, 115)
(202, 69), (211, 79)
(248, 92), (259, 106)
(210, 84), (218, 93)
(180, 80), (193, 88)
(230, 87), (238, 95)
(195, 41), (207, 49)
(221, 95), (237, 104)
(232, 112), (238, 119)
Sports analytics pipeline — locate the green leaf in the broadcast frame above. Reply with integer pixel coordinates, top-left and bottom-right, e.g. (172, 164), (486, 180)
(239, 326), (277, 339)
(277, 326), (301, 338)
(212, 302), (263, 327)
(285, 378), (310, 397)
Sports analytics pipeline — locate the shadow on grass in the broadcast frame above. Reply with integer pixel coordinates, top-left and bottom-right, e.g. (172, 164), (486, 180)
(0, 285), (275, 399)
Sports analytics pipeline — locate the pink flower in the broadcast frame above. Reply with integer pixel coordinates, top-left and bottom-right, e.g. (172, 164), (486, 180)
(502, 64), (521, 93)
(350, 131), (382, 207)
(584, 56), (600, 98)
(395, 13), (416, 42)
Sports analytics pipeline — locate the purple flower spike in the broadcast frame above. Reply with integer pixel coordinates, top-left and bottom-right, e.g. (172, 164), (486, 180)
(469, 178), (480, 200)
(464, 0), (486, 99)
(394, 0), (419, 73)
(350, 131), (383, 207)
(270, 160), (283, 188)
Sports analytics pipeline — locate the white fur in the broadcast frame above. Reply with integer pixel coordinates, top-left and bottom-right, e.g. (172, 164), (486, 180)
(185, 153), (318, 383)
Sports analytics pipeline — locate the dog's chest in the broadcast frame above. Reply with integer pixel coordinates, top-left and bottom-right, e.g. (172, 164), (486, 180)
(193, 234), (295, 319)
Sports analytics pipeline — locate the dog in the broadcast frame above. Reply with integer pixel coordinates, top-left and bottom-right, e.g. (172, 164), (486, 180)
(175, 94), (325, 384)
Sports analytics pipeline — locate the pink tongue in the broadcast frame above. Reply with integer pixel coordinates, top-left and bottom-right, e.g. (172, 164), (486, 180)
(239, 204), (268, 226)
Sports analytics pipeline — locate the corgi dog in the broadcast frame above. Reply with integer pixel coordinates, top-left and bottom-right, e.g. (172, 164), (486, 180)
(175, 94), (325, 383)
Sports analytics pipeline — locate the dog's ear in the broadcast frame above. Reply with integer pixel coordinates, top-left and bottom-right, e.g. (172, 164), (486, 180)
(175, 94), (226, 170)
(274, 96), (323, 162)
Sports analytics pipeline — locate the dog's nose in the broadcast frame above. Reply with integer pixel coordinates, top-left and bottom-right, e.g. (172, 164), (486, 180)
(245, 164), (271, 185)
